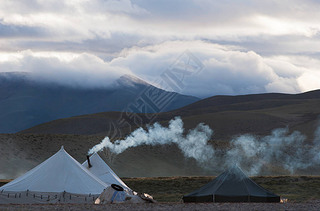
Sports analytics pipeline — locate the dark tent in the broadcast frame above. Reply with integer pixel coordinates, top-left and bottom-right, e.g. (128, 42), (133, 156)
(183, 166), (280, 203)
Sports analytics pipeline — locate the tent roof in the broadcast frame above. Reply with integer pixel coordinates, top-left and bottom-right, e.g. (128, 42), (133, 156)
(184, 165), (279, 198)
(0, 146), (108, 195)
(82, 153), (129, 189)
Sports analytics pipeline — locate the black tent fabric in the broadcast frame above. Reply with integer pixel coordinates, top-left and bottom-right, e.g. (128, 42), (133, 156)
(183, 166), (280, 203)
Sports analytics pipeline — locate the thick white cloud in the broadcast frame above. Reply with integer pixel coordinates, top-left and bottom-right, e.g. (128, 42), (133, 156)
(1, 41), (316, 97)
(111, 41), (307, 96)
(0, 50), (130, 88)
(0, 0), (320, 96)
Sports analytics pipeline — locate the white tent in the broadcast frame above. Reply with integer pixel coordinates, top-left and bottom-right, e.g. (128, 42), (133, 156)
(0, 146), (109, 204)
(82, 152), (130, 190)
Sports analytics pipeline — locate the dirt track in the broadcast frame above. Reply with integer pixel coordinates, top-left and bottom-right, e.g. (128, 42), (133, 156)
(1, 202), (320, 211)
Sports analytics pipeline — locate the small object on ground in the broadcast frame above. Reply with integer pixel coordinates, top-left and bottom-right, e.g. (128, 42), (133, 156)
(95, 186), (156, 204)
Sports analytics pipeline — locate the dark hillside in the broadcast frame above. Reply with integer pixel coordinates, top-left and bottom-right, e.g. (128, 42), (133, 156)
(0, 72), (199, 133)
(21, 90), (320, 141)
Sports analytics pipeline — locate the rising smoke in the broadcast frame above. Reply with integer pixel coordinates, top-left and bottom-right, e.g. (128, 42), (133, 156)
(88, 117), (214, 163)
(228, 128), (312, 175)
(89, 116), (320, 175)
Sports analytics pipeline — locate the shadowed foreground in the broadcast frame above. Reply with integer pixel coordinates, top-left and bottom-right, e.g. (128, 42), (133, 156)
(1, 176), (320, 210)
(1, 202), (320, 211)
(122, 176), (320, 202)
(2, 176), (320, 203)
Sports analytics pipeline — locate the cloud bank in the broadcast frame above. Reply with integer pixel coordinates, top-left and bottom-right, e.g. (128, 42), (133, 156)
(0, 0), (320, 96)
(1, 41), (318, 97)
(0, 50), (130, 88)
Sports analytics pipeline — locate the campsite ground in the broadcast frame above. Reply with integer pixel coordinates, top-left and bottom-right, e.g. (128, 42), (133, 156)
(122, 176), (320, 202)
(1, 202), (320, 211)
(1, 176), (320, 210)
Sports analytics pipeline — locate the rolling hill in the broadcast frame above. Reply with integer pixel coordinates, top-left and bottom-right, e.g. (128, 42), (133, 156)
(2, 90), (320, 179)
(21, 90), (320, 141)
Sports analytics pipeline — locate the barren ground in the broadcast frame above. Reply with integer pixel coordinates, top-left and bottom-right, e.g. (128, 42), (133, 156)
(1, 202), (320, 211)
(2, 176), (320, 210)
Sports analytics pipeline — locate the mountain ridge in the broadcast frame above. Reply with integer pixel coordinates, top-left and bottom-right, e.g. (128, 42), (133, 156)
(20, 89), (320, 142)
(0, 72), (199, 133)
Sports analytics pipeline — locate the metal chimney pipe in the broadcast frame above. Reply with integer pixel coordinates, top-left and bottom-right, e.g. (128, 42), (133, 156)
(87, 155), (92, 168)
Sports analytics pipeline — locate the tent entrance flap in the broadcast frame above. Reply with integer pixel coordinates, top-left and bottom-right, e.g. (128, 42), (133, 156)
(183, 195), (213, 203)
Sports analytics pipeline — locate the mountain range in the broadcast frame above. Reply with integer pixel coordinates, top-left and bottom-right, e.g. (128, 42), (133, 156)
(0, 72), (199, 133)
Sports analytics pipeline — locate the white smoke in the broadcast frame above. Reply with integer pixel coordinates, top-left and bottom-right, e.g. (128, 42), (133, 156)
(314, 118), (320, 144)
(224, 120), (320, 175)
(89, 116), (320, 175)
(227, 128), (312, 175)
(88, 117), (214, 163)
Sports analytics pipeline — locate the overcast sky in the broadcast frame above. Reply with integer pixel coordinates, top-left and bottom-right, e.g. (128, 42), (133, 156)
(1, 0), (320, 97)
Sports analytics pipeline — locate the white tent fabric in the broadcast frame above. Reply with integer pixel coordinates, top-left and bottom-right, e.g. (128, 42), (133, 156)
(0, 146), (109, 204)
(82, 153), (129, 190)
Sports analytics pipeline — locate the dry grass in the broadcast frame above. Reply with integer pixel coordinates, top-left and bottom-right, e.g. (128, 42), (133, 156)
(2, 176), (320, 203)
(2, 176), (320, 208)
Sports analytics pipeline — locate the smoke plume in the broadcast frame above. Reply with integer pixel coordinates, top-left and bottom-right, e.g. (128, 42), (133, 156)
(88, 117), (214, 163)
(227, 128), (311, 175)
(89, 116), (320, 175)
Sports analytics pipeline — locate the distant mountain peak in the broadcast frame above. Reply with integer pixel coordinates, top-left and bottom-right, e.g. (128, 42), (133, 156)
(116, 74), (150, 88)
